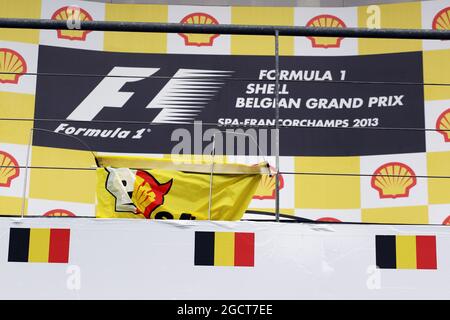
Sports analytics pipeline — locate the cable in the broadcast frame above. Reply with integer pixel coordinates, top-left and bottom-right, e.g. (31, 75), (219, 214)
(30, 128), (97, 161)
(1, 117), (449, 132)
(278, 171), (450, 179)
(2, 71), (450, 86)
(1, 165), (450, 179)
(242, 211), (450, 226)
(243, 210), (314, 222)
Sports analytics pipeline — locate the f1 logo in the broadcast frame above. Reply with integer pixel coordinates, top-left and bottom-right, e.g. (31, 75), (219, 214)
(67, 67), (231, 124)
(67, 67), (160, 121)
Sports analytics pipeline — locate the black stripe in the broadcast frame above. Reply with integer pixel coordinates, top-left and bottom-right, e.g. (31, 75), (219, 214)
(376, 235), (396, 269)
(194, 232), (215, 266)
(8, 228), (30, 262)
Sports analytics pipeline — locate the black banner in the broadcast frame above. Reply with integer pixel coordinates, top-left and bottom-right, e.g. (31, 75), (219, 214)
(34, 46), (425, 156)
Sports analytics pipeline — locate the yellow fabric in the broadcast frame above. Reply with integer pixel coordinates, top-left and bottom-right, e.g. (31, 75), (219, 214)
(96, 156), (263, 220)
(395, 235), (417, 269)
(214, 232), (235, 266)
(96, 154), (269, 174)
(28, 228), (50, 263)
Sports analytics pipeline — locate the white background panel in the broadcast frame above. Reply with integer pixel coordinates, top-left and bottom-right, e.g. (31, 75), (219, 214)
(0, 41), (38, 95)
(428, 204), (450, 225)
(40, 0), (105, 51)
(425, 99), (450, 152)
(294, 7), (358, 56)
(168, 5), (231, 55)
(360, 152), (428, 208)
(0, 219), (449, 299)
(0, 143), (31, 198)
(422, 0), (450, 51)
(27, 198), (95, 217)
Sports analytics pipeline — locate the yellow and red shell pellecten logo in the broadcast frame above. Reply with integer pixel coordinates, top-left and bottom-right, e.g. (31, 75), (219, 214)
(178, 12), (220, 46)
(132, 170), (172, 218)
(371, 162), (417, 199)
(43, 209), (76, 217)
(105, 168), (173, 219)
(443, 216), (450, 225)
(436, 108), (450, 142)
(0, 48), (27, 84)
(0, 151), (20, 188)
(253, 168), (284, 200)
(432, 7), (450, 31)
(51, 6), (93, 41)
(306, 14), (346, 48)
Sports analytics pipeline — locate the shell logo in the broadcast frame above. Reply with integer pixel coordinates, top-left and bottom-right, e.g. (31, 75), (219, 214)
(316, 217), (341, 222)
(371, 162), (417, 199)
(132, 171), (172, 218)
(432, 7), (450, 31)
(0, 151), (20, 188)
(306, 14), (346, 48)
(105, 168), (172, 219)
(0, 48), (27, 84)
(43, 209), (76, 217)
(253, 168), (284, 200)
(443, 216), (450, 225)
(51, 6), (93, 41)
(178, 12), (220, 46)
(436, 108), (450, 142)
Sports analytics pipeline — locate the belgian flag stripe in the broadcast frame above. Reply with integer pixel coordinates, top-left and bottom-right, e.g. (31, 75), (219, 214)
(8, 228), (70, 263)
(195, 231), (254, 267)
(376, 235), (437, 269)
(28, 228), (51, 263)
(194, 231), (215, 266)
(376, 235), (396, 269)
(214, 232), (235, 266)
(396, 236), (417, 269)
(235, 232), (255, 267)
(8, 228), (30, 262)
(49, 229), (71, 263)
(416, 236), (437, 270)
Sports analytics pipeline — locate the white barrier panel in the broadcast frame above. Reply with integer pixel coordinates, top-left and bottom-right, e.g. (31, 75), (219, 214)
(0, 218), (449, 299)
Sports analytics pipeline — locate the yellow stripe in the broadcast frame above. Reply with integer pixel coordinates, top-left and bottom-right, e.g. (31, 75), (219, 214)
(214, 232), (235, 266)
(28, 228), (50, 263)
(396, 235), (417, 269)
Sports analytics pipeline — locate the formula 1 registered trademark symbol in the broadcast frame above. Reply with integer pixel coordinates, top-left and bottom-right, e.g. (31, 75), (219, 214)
(147, 129), (151, 133)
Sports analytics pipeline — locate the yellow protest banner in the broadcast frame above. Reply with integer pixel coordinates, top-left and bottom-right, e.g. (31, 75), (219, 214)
(96, 156), (267, 220)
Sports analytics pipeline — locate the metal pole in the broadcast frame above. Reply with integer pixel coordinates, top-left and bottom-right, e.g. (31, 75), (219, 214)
(207, 134), (216, 221)
(21, 129), (33, 218)
(0, 18), (449, 40)
(274, 30), (280, 223)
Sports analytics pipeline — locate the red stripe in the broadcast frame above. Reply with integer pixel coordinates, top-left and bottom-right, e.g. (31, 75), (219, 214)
(416, 235), (437, 270)
(48, 229), (70, 263)
(234, 233), (254, 267)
